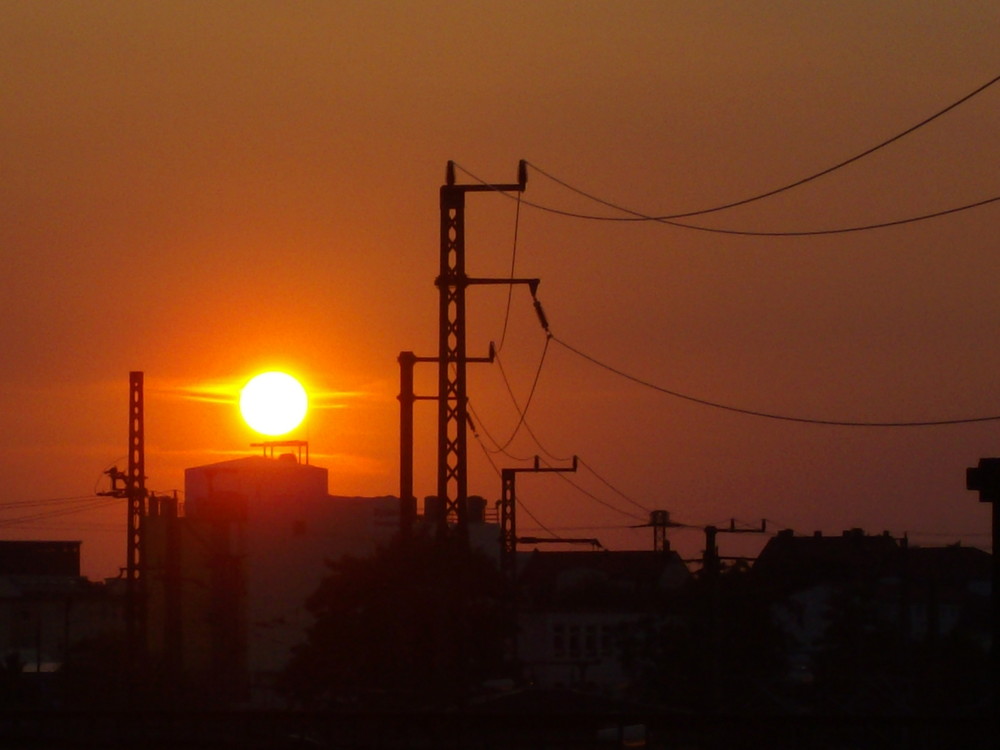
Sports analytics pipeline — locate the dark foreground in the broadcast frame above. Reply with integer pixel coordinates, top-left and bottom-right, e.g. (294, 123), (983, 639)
(0, 709), (993, 750)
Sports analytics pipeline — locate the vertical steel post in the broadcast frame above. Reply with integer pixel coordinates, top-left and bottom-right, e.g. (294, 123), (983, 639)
(126, 371), (146, 659)
(398, 352), (417, 539)
(438, 172), (468, 537)
(436, 162), (526, 542)
(399, 351), (440, 539)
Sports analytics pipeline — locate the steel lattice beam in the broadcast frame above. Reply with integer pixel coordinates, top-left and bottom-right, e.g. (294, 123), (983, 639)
(127, 371), (146, 651)
(435, 162), (525, 540)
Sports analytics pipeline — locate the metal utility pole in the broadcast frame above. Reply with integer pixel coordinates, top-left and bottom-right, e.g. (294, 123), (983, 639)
(498, 455), (578, 584)
(99, 371), (147, 675)
(398, 351), (437, 538)
(127, 372), (145, 605)
(437, 160), (535, 540)
(398, 352), (420, 538)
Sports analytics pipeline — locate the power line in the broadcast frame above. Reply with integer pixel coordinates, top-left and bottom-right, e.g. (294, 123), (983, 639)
(484, 351), (573, 462)
(524, 70), (1000, 218)
(459, 162), (1000, 235)
(470, 426), (563, 539)
(550, 333), (1000, 427)
(516, 496), (563, 540)
(523, 72), (1000, 220)
(0, 497), (119, 527)
(455, 69), (1000, 235)
(492, 337), (551, 452)
(577, 457), (651, 516)
(542, 458), (648, 523)
(642, 194), (1000, 236)
(497, 191), (523, 351)
(468, 400), (535, 462)
(472, 408), (644, 531)
(0, 494), (105, 510)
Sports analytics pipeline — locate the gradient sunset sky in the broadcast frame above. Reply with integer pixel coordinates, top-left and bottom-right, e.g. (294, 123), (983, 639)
(2, 1), (999, 578)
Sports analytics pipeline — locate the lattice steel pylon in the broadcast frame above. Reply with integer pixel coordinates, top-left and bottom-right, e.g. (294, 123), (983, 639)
(436, 160), (527, 540)
(100, 371), (147, 671)
(126, 371), (146, 621)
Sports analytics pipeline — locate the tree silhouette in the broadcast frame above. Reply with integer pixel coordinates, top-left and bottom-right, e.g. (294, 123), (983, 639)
(811, 580), (990, 714)
(282, 535), (513, 709)
(633, 563), (787, 711)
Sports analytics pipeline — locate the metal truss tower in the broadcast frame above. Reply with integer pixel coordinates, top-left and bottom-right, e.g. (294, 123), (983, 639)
(436, 160), (529, 539)
(126, 370), (146, 622)
(100, 371), (147, 671)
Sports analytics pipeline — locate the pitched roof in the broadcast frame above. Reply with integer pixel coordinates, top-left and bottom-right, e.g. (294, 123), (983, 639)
(752, 529), (993, 597)
(752, 529), (900, 592)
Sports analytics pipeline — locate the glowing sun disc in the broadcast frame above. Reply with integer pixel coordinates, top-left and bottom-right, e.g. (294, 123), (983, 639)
(239, 372), (308, 436)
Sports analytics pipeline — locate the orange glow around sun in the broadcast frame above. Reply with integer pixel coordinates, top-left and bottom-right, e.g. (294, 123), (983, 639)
(239, 371), (308, 436)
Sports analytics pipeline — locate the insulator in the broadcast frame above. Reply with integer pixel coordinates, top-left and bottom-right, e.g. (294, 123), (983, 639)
(533, 299), (550, 331)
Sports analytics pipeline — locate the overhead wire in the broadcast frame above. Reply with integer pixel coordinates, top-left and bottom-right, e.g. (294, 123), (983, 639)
(541, 457), (648, 524)
(526, 72), (1000, 220)
(486, 218), (573, 463)
(497, 192), (523, 351)
(458, 163), (1000, 235)
(473, 398), (651, 529)
(0, 494), (107, 510)
(470, 423), (563, 539)
(472, 183), (1000, 427)
(516, 497), (563, 540)
(491, 338), (551, 452)
(577, 457), (652, 516)
(468, 399), (535, 462)
(0, 497), (120, 528)
(473, 374), (645, 532)
(459, 76), (1000, 545)
(550, 332), (1000, 427)
(454, 70), (1000, 234)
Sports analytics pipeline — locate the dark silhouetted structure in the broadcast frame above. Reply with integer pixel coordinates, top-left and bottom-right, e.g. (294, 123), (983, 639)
(436, 161), (529, 539)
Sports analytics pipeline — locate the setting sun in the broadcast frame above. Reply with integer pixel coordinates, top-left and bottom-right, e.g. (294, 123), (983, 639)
(239, 371), (308, 436)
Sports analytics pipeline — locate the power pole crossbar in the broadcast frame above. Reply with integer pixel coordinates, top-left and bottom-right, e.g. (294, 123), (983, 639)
(499, 455), (578, 583)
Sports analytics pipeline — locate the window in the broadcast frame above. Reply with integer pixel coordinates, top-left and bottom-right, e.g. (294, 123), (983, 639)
(568, 625), (581, 658)
(600, 625), (613, 656)
(553, 623), (565, 658)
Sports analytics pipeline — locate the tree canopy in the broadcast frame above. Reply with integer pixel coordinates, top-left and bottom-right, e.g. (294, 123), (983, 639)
(282, 536), (513, 709)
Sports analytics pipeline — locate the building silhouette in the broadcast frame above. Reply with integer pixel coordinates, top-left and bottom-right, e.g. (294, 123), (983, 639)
(145, 452), (400, 704)
(0, 541), (119, 684)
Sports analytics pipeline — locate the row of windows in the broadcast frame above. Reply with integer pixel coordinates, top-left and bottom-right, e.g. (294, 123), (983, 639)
(551, 622), (619, 660)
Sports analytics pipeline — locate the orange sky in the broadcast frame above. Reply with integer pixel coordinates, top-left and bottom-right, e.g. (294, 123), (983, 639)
(2, 1), (999, 579)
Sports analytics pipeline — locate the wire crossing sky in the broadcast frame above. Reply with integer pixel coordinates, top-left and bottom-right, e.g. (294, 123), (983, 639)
(521, 70), (1000, 220)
